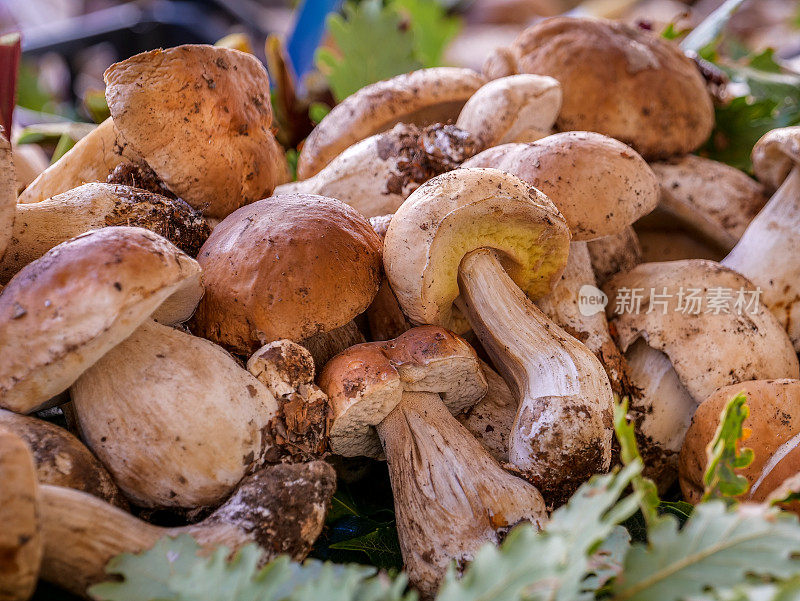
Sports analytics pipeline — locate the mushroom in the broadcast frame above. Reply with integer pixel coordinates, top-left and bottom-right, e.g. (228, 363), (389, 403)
(1, 128), (15, 263)
(384, 167), (613, 503)
(275, 123), (478, 218)
(0, 428), (41, 601)
(636, 228), (724, 263)
(297, 67), (485, 180)
(721, 127), (800, 351)
(39, 461), (335, 597)
(20, 45), (288, 220)
(71, 318), (279, 509)
(0, 182), (209, 284)
(0, 410), (127, 508)
(11, 142), (48, 194)
(586, 226), (643, 286)
(604, 259), (800, 489)
(319, 326), (547, 597)
(649, 155), (768, 252)
(0, 227), (201, 414)
(455, 74), (561, 151)
(488, 17), (714, 160)
(679, 379), (800, 510)
(191, 193), (382, 355)
(464, 131), (660, 397)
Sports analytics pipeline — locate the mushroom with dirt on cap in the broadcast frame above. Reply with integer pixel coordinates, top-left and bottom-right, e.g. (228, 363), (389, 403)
(384, 167), (614, 504)
(319, 326), (547, 597)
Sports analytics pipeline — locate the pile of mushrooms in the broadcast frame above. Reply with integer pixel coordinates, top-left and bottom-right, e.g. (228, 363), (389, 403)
(3, 14), (800, 601)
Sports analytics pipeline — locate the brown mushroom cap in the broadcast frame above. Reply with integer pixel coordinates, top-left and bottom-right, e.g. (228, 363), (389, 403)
(0, 227), (201, 413)
(319, 326), (488, 458)
(509, 17), (713, 159)
(104, 45), (285, 219)
(192, 194), (382, 354)
(679, 379), (800, 506)
(0, 428), (41, 601)
(752, 126), (800, 191)
(297, 67), (486, 180)
(0, 130), (14, 264)
(463, 132), (659, 240)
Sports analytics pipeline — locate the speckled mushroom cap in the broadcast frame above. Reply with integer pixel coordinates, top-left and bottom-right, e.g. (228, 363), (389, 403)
(0, 227), (202, 414)
(104, 45), (286, 220)
(192, 194), (383, 354)
(604, 260), (799, 402)
(463, 132), (659, 240)
(752, 126), (800, 192)
(0, 129), (15, 263)
(679, 379), (800, 506)
(297, 67), (486, 180)
(318, 326), (488, 458)
(508, 17), (714, 159)
(0, 428), (41, 601)
(384, 168), (570, 334)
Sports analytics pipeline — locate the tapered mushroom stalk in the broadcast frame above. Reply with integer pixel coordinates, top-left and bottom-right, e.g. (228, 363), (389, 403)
(0, 182), (209, 283)
(38, 461), (336, 597)
(722, 127), (800, 350)
(0, 127), (15, 263)
(0, 429), (42, 601)
(319, 326), (547, 597)
(384, 168), (613, 503)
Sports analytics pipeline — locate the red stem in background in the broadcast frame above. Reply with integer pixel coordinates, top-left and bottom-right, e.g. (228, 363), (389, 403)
(0, 32), (21, 141)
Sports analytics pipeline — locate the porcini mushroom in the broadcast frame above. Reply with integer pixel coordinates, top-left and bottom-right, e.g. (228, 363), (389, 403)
(0, 128), (15, 263)
(365, 214), (411, 342)
(384, 168), (613, 502)
(0, 428), (41, 601)
(587, 226), (643, 285)
(297, 67), (485, 179)
(0, 227), (201, 414)
(39, 461), (335, 596)
(319, 326), (547, 597)
(191, 193), (382, 355)
(491, 17), (714, 159)
(604, 260), (800, 488)
(721, 127), (800, 351)
(0, 182), (209, 284)
(679, 379), (800, 509)
(0, 410), (127, 508)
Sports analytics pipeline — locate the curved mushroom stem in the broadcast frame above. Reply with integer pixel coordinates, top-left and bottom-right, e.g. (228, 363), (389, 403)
(376, 390), (547, 598)
(722, 165), (800, 350)
(456, 248), (614, 504)
(38, 462), (336, 597)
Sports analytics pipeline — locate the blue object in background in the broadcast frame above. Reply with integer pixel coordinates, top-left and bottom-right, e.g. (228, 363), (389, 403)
(287, 0), (343, 82)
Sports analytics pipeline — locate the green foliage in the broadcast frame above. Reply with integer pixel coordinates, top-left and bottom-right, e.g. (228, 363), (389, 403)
(50, 132), (76, 164)
(679, 0), (747, 55)
(308, 102), (331, 125)
(330, 527), (402, 570)
(315, 0), (460, 102)
(702, 393), (754, 504)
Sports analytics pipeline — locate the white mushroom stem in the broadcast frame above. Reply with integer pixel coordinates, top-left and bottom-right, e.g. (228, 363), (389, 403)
(456, 248), (614, 503)
(722, 166), (800, 350)
(376, 390), (547, 598)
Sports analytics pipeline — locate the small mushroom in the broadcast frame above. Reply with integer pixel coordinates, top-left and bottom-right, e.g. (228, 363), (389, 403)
(20, 46), (288, 220)
(491, 17), (714, 159)
(604, 260), (800, 489)
(0, 428), (42, 601)
(0, 410), (127, 508)
(297, 67), (485, 179)
(191, 194), (382, 355)
(0, 182), (209, 284)
(1, 128), (15, 263)
(71, 319), (279, 509)
(587, 226), (643, 286)
(679, 379), (800, 510)
(0, 227), (201, 414)
(38, 461), (336, 597)
(319, 326), (547, 597)
(455, 74), (561, 151)
(649, 155), (768, 252)
(384, 168), (613, 503)
(721, 127), (800, 351)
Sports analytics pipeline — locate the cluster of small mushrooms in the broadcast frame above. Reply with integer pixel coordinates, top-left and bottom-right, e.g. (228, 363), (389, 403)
(2, 16), (800, 601)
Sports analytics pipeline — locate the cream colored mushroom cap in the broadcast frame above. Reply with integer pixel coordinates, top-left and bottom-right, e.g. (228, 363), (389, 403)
(384, 168), (570, 333)
(297, 67), (486, 180)
(318, 326), (487, 458)
(0, 227), (201, 413)
(752, 126), (800, 192)
(604, 260), (799, 401)
(463, 132), (659, 241)
(104, 45), (284, 220)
